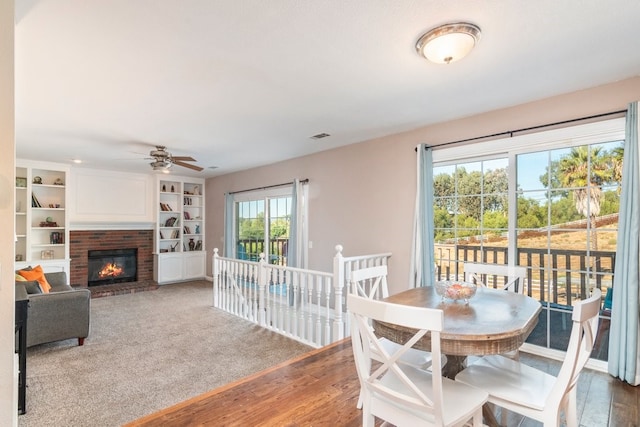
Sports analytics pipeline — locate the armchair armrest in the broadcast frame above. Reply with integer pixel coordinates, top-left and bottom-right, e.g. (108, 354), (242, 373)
(26, 288), (91, 347)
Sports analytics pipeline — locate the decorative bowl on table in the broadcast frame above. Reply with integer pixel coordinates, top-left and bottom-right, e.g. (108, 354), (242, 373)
(435, 280), (477, 303)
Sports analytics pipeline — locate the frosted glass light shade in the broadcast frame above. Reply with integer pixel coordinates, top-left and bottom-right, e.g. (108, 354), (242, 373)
(416, 22), (481, 64)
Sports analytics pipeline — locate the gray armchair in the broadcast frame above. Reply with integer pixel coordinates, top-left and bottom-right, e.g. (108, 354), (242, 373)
(16, 271), (91, 347)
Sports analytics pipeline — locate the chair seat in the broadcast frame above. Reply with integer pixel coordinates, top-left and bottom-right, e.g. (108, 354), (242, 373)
(456, 354), (555, 411)
(377, 364), (488, 426)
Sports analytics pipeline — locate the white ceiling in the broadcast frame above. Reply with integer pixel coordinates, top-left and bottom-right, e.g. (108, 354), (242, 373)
(15, 0), (640, 178)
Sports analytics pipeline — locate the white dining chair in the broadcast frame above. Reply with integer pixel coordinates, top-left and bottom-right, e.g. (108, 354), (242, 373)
(348, 293), (488, 427)
(463, 262), (527, 294)
(455, 288), (602, 427)
(464, 262), (528, 365)
(349, 266), (443, 409)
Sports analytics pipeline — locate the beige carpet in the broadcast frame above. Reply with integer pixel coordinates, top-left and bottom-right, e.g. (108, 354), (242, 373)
(19, 280), (313, 427)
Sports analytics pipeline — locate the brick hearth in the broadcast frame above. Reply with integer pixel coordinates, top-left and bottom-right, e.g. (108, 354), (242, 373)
(70, 230), (156, 296)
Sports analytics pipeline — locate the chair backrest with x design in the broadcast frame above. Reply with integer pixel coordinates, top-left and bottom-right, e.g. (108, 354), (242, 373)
(348, 293), (446, 424)
(463, 262), (527, 294)
(350, 265), (390, 300)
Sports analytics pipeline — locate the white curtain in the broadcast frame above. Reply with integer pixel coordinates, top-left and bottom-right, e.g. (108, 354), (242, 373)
(223, 192), (234, 257)
(608, 101), (640, 385)
(410, 144), (435, 287)
(286, 179), (308, 268)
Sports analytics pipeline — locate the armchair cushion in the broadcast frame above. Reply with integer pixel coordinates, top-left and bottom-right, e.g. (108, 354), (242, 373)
(17, 265), (52, 293)
(19, 280), (43, 295)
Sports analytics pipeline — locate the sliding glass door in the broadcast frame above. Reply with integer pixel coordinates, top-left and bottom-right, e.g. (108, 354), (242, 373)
(432, 119), (624, 361)
(235, 193), (293, 266)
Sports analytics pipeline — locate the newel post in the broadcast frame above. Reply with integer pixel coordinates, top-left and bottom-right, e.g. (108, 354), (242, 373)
(257, 253), (267, 326)
(212, 248), (220, 307)
(332, 244), (345, 341)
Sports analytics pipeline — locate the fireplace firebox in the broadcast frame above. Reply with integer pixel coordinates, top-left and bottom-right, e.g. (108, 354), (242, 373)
(87, 248), (137, 286)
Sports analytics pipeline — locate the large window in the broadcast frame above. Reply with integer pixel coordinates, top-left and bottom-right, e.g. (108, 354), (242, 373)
(432, 118), (625, 362)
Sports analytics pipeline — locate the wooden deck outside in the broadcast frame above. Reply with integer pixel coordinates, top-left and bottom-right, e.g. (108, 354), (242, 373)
(126, 339), (639, 427)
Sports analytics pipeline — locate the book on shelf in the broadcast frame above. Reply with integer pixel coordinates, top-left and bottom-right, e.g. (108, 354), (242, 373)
(183, 211), (191, 220)
(159, 230), (164, 239)
(31, 193), (42, 208)
(183, 225), (191, 234)
(171, 229), (180, 238)
(160, 203), (173, 211)
(194, 240), (202, 251)
(164, 216), (178, 227)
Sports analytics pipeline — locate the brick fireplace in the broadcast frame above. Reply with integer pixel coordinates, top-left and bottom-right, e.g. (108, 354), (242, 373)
(70, 230), (155, 293)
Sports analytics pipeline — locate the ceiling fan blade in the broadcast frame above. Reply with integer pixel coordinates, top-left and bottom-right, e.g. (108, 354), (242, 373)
(171, 156), (197, 162)
(173, 160), (204, 171)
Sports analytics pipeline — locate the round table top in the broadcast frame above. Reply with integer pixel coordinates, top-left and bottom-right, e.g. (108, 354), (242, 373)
(374, 285), (542, 356)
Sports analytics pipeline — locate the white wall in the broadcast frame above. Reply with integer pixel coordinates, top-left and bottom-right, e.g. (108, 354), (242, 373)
(69, 168), (155, 229)
(0, 1), (15, 424)
(205, 76), (640, 295)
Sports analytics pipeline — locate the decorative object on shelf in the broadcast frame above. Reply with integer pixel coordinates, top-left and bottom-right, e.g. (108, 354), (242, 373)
(193, 185), (200, 195)
(54, 178), (64, 185)
(195, 240), (202, 251)
(40, 219), (59, 227)
(40, 249), (54, 260)
(50, 231), (63, 244)
(15, 254), (23, 261)
(189, 238), (195, 251)
(171, 185), (175, 192)
(195, 224), (200, 234)
(33, 176), (42, 184)
(162, 184), (166, 192)
(16, 177), (27, 188)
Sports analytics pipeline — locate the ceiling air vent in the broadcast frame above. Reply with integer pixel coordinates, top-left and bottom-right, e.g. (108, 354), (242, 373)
(310, 133), (331, 140)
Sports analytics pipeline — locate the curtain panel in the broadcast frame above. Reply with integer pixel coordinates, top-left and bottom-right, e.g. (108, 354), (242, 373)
(608, 101), (640, 385)
(410, 144), (435, 287)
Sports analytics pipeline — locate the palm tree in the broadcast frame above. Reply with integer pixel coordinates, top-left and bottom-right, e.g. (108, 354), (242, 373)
(558, 146), (609, 251)
(611, 145), (624, 192)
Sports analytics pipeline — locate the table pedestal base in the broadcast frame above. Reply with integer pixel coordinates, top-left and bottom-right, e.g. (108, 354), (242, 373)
(443, 354), (501, 427)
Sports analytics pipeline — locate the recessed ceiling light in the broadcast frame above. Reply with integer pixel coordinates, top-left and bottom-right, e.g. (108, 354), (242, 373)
(72, 159), (82, 164)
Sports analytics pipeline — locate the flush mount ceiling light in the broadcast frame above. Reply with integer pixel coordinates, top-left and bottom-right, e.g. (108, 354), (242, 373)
(416, 22), (481, 64)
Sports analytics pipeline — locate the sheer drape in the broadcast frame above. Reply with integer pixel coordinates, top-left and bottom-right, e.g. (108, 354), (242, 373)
(410, 144), (435, 287)
(608, 101), (640, 385)
(223, 192), (234, 257)
(286, 179), (308, 268)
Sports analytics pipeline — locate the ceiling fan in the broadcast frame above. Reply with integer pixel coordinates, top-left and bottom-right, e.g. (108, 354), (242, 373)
(149, 146), (203, 172)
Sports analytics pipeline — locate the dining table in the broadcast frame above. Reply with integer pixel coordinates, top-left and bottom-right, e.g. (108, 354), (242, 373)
(373, 284), (542, 427)
(375, 284), (542, 377)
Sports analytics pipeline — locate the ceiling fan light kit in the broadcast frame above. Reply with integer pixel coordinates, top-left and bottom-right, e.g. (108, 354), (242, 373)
(148, 146), (204, 172)
(416, 22), (481, 64)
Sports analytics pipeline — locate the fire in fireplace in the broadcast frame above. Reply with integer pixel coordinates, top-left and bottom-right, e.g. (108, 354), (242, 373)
(87, 248), (137, 286)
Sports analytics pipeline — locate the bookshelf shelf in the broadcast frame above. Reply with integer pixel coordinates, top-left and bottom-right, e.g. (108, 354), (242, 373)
(15, 161), (70, 272)
(154, 176), (206, 284)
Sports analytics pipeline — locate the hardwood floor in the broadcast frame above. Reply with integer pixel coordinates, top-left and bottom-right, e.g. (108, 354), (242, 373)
(126, 339), (639, 427)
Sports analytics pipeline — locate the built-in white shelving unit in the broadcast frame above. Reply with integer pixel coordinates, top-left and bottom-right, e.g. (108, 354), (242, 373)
(154, 176), (205, 284)
(15, 160), (71, 274)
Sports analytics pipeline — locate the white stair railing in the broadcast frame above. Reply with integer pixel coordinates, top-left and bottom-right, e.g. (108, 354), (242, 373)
(212, 245), (392, 348)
